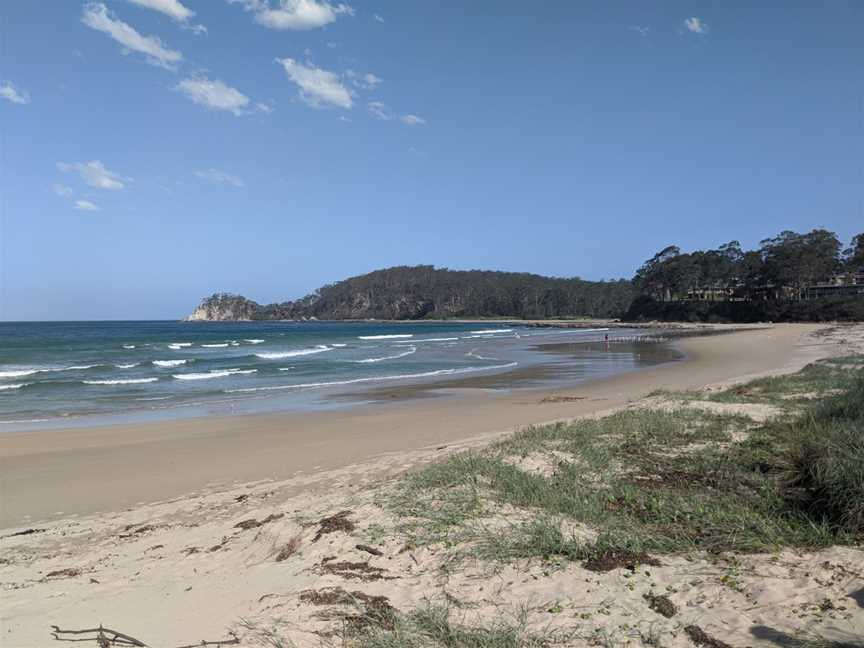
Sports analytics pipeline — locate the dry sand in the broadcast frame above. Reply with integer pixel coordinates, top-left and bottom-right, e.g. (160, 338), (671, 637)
(1, 323), (863, 647)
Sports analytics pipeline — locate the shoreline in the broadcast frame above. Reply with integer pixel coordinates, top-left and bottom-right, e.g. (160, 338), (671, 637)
(0, 323), (838, 530)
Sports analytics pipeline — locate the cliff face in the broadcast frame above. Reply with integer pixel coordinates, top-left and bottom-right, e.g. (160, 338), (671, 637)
(187, 266), (636, 321)
(186, 294), (261, 321)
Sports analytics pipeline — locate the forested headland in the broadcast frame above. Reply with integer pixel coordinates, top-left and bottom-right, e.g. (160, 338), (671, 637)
(188, 229), (863, 323)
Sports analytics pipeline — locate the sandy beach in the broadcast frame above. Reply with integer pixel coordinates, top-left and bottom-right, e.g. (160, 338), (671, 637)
(2, 323), (862, 648)
(0, 323), (834, 529)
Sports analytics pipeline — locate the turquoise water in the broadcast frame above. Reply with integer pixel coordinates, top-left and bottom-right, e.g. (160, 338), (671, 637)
(0, 321), (668, 429)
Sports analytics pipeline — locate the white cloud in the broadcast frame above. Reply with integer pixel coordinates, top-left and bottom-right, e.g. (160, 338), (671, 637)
(276, 58), (352, 109)
(176, 77), (250, 115)
(74, 200), (101, 211)
(0, 81), (30, 105)
(401, 114), (426, 126)
(361, 73), (381, 90)
(256, 100), (275, 114)
(195, 168), (245, 187)
(230, 0), (353, 31)
(373, 13), (384, 23)
(367, 101), (391, 120)
(58, 160), (130, 190)
(52, 184), (74, 197)
(127, 0), (207, 33)
(82, 2), (183, 70)
(683, 17), (708, 34)
(629, 25), (649, 37)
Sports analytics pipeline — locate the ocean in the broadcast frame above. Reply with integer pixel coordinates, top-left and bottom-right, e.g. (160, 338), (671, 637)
(0, 321), (678, 430)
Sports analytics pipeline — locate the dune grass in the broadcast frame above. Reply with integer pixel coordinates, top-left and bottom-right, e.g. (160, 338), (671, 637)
(391, 358), (863, 563)
(347, 604), (552, 648)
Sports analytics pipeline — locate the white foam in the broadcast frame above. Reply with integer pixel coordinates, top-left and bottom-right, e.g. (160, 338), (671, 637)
(83, 378), (158, 385)
(64, 364), (102, 371)
(255, 345), (332, 359)
(0, 383), (29, 391)
(115, 363), (140, 369)
(467, 349), (499, 361)
(153, 359), (188, 367)
(403, 337), (459, 343)
(354, 346), (417, 364)
(470, 328), (513, 334)
(0, 369), (39, 378)
(226, 362), (519, 394)
(123, 344), (136, 349)
(173, 369), (257, 381)
(244, 339), (265, 344)
(278, 367), (295, 371)
(357, 334), (413, 340)
(331, 343), (347, 347)
(168, 342), (193, 350)
(201, 343), (229, 348)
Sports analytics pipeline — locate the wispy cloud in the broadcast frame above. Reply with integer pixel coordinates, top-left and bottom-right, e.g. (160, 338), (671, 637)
(74, 200), (101, 211)
(82, 2), (183, 70)
(629, 25), (649, 38)
(373, 13), (384, 23)
(127, 0), (207, 34)
(58, 160), (130, 190)
(52, 184), (74, 197)
(229, 0), (353, 31)
(368, 102), (426, 126)
(276, 58), (352, 109)
(0, 81), (30, 105)
(176, 77), (251, 116)
(195, 168), (245, 187)
(367, 101), (391, 120)
(683, 17), (708, 34)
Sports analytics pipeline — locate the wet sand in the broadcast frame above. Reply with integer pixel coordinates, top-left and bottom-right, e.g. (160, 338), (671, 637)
(0, 323), (837, 529)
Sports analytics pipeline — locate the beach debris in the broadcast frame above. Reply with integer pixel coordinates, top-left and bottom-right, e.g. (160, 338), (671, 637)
(2, 527), (45, 539)
(312, 510), (355, 542)
(540, 395), (587, 403)
(300, 587), (396, 633)
(318, 558), (393, 582)
(50, 625), (240, 647)
(684, 625), (733, 648)
(643, 592), (677, 618)
(355, 543), (383, 556)
(45, 568), (82, 579)
(233, 513), (284, 531)
(275, 534), (302, 562)
(118, 524), (156, 539)
(51, 625), (146, 646)
(582, 549), (661, 572)
(181, 547), (200, 556)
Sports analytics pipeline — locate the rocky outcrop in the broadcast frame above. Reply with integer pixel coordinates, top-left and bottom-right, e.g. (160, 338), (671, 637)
(186, 293), (261, 321)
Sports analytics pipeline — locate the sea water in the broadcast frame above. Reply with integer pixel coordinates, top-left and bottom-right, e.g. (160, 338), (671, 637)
(0, 321), (677, 429)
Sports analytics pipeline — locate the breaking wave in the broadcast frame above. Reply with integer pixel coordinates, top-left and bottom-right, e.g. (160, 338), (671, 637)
(357, 334), (413, 340)
(255, 345), (332, 359)
(201, 343), (229, 348)
(226, 362), (518, 394)
(470, 329), (513, 334)
(173, 369), (257, 381)
(354, 346), (417, 364)
(0, 383), (30, 391)
(153, 360), (188, 367)
(83, 378), (159, 385)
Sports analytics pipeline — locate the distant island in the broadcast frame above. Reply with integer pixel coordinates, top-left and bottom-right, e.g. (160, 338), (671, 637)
(189, 229), (864, 323)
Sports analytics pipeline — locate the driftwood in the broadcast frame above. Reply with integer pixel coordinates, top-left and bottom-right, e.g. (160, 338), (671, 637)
(50, 625), (239, 648)
(51, 625), (146, 647)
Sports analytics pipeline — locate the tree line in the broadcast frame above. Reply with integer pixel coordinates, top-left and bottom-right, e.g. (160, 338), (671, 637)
(191, 229), (863, 322)
(633, 229), (863, 303)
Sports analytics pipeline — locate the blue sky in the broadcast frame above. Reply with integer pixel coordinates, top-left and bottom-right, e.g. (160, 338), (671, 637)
(1, 1), (861, 320)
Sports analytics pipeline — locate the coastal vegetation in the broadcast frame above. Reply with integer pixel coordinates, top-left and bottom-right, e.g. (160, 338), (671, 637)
(390, 355), (864, 562)
(189, 229), (862, 323)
